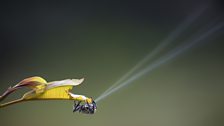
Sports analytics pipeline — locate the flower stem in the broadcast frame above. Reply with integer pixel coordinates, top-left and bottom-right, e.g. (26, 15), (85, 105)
(0, 98), (26, 108)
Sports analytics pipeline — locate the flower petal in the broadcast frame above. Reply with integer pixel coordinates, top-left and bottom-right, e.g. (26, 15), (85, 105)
(46, 78), (84, 90)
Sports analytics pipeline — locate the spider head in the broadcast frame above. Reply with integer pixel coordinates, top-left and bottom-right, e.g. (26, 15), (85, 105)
(87, 98), (97, 114)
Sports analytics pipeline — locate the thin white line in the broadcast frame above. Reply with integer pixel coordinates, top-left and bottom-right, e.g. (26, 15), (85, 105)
(96, 23), (224, 102)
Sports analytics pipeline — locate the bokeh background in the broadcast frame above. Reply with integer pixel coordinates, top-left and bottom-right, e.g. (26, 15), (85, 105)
(0, 1), (224, 126)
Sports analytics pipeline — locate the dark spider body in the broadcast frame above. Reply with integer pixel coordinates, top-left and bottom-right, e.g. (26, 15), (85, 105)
(73, 100), (97, 114)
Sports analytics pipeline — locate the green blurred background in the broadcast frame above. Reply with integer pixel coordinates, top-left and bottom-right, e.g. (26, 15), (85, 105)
(0, 1), (224, 126)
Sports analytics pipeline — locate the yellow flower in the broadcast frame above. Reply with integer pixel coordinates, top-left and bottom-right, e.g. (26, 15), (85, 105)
(0, 76), (92, 108)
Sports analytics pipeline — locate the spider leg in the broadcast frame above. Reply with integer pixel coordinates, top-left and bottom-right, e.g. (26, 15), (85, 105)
(73, 101), (81, 112)
(86, 101), (91, 108)
(79, 105), (84, 113)
(86, 102), (94, 114)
